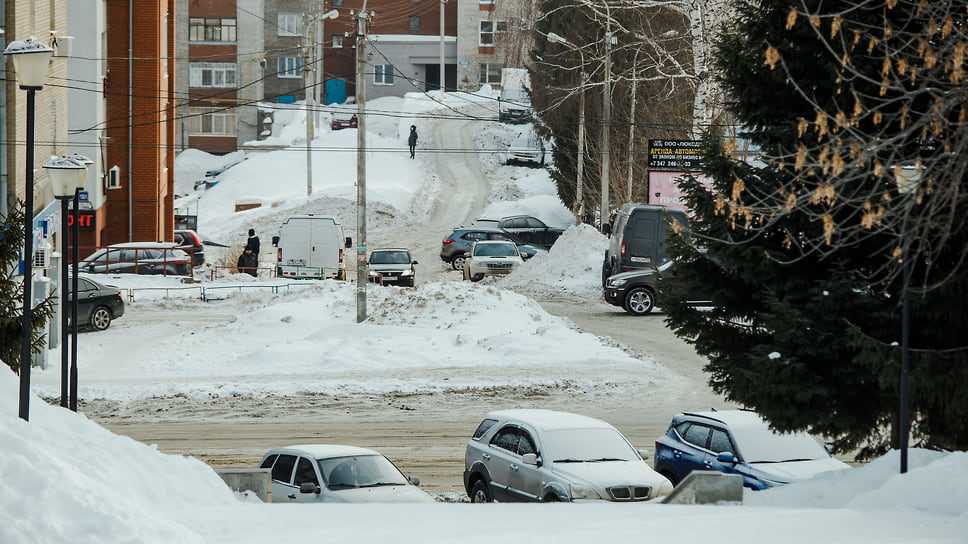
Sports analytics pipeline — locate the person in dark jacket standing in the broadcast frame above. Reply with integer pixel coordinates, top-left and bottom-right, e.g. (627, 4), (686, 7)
(237, 245), (258, 277)
(408, 125), (418, 159)
(247, 228), (260, 256)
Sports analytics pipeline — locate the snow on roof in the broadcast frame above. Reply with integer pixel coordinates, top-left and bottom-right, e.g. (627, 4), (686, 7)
(486, 409), (614, 431)
(271, 445), (381, 459)
(685, 409), (771, 429)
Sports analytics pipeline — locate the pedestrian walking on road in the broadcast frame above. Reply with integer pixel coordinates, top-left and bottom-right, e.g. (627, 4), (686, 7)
(408, 125), (418, 159)
(237, 245), (258, 277)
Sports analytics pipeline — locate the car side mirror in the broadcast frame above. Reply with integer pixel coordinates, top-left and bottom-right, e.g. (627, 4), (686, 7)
(271, 235), (280, 247)
(522, 453), (538, 466)
(345, 237), (353, 249)
(637, 449), (650, 461)
(299, 482), (321, 494)
(408, 475), (421, 486)
(412, 260), (419, 265)
(716, 452), (739, 464)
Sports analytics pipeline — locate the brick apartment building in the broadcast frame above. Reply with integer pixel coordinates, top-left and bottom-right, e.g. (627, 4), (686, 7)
(101, 0), (177, 244)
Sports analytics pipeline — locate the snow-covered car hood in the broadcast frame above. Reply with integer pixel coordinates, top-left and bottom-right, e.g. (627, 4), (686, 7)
(552, 460), (667, 495)
(751, 457), (851, 484)
(324, 485), (434, 503)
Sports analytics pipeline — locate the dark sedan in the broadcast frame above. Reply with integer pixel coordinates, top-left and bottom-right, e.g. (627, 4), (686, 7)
(604, 261), (710, 315)
(69, 276), (125, 331)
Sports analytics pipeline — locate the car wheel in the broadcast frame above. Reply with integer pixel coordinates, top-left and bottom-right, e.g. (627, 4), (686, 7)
(451, 254), (466, 271)
(90, 306), (112, 331)
(624, 287), (655, 315)
(470, 480), (492, 503)
(543, 493), (560, 502)
(471, 273), (484, 282)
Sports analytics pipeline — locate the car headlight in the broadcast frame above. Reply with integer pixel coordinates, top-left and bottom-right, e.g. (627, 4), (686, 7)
(606, 277), (629, 288)
(569, 484), (602, 500)
(656, 477), (674, 497)
(400, 269), (413, 276)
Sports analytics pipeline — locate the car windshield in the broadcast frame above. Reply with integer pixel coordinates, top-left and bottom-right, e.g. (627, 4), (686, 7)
(317, 455), (408, 489)
(731, 428), (830, 463)
(544, 428), (638, 463)
(370, 251), (410, 265)
(474, 244), (518, 257)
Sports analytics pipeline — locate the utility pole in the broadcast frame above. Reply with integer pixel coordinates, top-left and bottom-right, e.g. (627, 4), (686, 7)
(304, 11), (314, 197)
(627, 46), (642, 203)
(355, 4), (370, 323)
(439, 0), (447, 92)
(601, 27), (613, 232)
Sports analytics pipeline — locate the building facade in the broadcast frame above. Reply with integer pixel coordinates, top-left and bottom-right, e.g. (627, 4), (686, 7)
(102, 0), (176, 244)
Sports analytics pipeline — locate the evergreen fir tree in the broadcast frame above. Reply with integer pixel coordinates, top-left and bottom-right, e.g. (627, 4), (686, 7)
(663, 0), (968, 457)
(0, 204), (56, 374)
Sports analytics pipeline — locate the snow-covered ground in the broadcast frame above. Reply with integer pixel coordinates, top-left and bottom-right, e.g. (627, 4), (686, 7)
(7, 91), (967, 542)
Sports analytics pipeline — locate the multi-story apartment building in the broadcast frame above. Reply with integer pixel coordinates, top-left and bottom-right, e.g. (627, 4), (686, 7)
(101, 1), (177, 244)
(456, 0), (534, 93)
(175, 0), (458, 154)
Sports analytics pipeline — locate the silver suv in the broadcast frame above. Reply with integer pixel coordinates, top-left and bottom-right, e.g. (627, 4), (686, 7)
(463, 409), (673, 502)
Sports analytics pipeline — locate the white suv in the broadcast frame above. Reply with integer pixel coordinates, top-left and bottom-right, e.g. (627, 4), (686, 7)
(462, 240), (524, 282)
(463, 409), (673, 502)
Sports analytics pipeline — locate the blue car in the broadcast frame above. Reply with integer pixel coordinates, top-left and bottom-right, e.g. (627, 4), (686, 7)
(654, 410), (849, 490)
(440, 227), (541, 271)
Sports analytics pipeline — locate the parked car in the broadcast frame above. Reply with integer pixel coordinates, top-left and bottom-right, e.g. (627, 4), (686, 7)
(368, 248), (418, 287)
(494, 215), (564, 250)
(173, 229), (205, 266)
(464, 409), (673, 503)
(258, 445), (434, 503)
(462, 240), (524, 282)
(440, 227), (540, 271)
(602, 203), (689, 287)
(654, 409), (851, 490)
(77, 243), (192, 276)
(604, 260), (712, 315)
(503, 127), (545, 167)
(68, 276), (124, 331)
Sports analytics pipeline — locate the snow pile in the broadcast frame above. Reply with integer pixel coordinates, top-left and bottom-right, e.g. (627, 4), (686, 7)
(745, 449), (968, 515)
(0, 366), (236, 544)
(31, 276), (660, 402)
(500, 224), (608, 297)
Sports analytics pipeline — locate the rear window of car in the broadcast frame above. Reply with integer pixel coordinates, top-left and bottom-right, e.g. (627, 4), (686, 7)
(260, 454), (278, 469)
(472, 418), (498, 439)
(271, 454), (297, 484)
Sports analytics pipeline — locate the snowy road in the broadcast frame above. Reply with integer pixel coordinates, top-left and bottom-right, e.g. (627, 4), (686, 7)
(66, 100), (728, 501)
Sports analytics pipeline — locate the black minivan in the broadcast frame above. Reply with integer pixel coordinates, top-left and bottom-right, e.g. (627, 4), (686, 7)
(601, 204), (688, 286)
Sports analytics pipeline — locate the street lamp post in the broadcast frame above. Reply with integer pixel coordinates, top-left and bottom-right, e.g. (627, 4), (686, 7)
(5, 39), (54, 421)
(67, 153), (93, 412)
(546, 33), (586, 225)
(894, 162), (921, 474)
(43, 157), (89, 410)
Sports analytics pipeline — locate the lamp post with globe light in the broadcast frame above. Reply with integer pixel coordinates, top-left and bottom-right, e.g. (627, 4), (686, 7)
(893, 161), (921, 474)
(66, 154), (93, 411)
(43, 157), (90, 410)
(5, 38), (54, 421)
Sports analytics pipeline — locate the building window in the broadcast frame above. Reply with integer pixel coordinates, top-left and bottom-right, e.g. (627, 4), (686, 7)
(278, 13), (303, 36)
(189, 107), (237, 136)
(479, 20), (507, 46)
(374, 64), (394, 85)
(332, 35), (343, 48)
(480, 63), (502, 84)
(189, 62), (237, 88)
(278, 57), (303, 78)
(409, 16), (420, 32)
(189, 18), (237, 42)
(332, 0), (343, 6)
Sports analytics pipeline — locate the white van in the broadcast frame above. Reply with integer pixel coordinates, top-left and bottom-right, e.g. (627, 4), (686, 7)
(272, 215), (352, 279)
